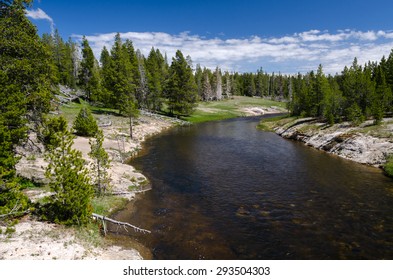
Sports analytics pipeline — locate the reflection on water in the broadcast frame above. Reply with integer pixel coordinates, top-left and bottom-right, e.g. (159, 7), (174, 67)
(113, 115), (393, 259)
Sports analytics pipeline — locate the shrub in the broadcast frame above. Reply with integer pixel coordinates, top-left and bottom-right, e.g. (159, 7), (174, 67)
(346, 103), (365, 126)
(383, 155), (393, 178)
(73, 107), (98, 137)
(41, 116), (68, 150)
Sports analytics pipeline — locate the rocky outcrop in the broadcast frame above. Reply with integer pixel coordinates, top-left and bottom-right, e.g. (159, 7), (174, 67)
(15, 110), (179, 199)
(274, 118), (393, 167)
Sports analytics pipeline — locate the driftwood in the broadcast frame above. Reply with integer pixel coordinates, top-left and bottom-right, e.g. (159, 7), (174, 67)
(92, 213), (151, 236)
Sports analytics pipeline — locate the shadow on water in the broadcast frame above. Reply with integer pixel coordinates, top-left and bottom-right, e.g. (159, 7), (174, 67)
(112, 115), (393, 259)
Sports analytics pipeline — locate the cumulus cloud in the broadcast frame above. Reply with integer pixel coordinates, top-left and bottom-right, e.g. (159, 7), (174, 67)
(73, 29), (393, 74)
(26, 8), (54, 34)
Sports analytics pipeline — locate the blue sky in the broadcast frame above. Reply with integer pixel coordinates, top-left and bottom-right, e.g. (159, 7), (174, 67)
(27, 0), (393, 74)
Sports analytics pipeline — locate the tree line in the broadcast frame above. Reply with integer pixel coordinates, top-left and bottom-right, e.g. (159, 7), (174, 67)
(43, 32), (199, 117)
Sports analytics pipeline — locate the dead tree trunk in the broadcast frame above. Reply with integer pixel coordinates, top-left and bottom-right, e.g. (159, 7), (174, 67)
(92, 213), (150, 236)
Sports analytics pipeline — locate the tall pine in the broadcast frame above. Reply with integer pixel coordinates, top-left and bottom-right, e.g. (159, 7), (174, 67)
(165, 50), (198, 116)
(79, 36), (100, 101)
(0, 0), (52, 218)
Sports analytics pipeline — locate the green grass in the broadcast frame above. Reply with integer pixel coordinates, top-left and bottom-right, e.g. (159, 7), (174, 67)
(257, 114), (294, 131)
(384, 156), (393, 177)
(59, 99), (118, 125)
(91, 196), (128, 216)
(183, 96), (287, 123)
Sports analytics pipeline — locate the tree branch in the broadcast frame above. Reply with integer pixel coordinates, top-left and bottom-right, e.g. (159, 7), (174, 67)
(92, 213), (151, 235)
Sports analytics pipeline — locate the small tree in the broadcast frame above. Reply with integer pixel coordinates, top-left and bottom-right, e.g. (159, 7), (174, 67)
(0, 125), (29, 221)
(346, 103), (365, 126)
(89, 129), (111, 196)
(41, 116), (69, 150)
(118, 92), (139, 139)
(45, 116), (93, 225)
(73, 107), (98, 137)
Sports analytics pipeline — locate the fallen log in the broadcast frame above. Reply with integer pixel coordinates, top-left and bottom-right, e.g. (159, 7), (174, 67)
(92, 213), (151, 235)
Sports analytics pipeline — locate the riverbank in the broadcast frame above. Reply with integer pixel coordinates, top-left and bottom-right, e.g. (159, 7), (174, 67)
(1, 105), (180, 260)
(259, 116), (393, 168)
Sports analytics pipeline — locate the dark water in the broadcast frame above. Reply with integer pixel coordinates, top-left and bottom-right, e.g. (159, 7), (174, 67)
(115, 115), (393, 259)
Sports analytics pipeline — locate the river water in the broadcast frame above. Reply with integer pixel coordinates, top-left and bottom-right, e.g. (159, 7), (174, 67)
(114, 115), (393, 259)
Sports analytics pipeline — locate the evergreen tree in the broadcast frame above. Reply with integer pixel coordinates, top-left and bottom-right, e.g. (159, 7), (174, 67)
(0, 124), (29, 220)
(314, 65), (330, 118)
(146, 48), (164, 111)
(89, 129), (111, 196)
(0, 0), (52, 218)
(109, 34), (138, 117)
(201, 68), (213, 101)
(323, 78), (345, 124)
(1, 0), (52, 131)
(45, 116), (93, 225)
(99, 46), (114, 106)
(41, 115), (69, 150)
(165, 50), (198, 115)
(215, 67), (223, 100)
(372, 66), (392, 124)
(122, 39), (140, 105)
(73, 107), (98, 137)
(41, 33), (60, 85)
(255, 68), (268, 97)
(65, 37), (79, 88)
(386, 50), (393, 92)
(136, 49), (149, 109)
(223, 71), (232, 99)
(79, 36), (100, 101)
(194, 64), (203, 101)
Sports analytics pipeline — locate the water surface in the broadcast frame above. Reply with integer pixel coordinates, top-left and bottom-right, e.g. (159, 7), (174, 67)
(114, 115), (393, 259)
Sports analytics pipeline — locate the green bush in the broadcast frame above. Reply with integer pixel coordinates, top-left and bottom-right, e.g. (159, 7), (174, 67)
(41, 116), (69, 150)
(383, 155), (393, 178)
(346, 103), (365, 126)
(72, 107), (98, 137)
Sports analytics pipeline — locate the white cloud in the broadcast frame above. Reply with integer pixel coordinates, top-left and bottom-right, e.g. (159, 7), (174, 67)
(73, 29), (393, 74)
(26, 8), (54, 34)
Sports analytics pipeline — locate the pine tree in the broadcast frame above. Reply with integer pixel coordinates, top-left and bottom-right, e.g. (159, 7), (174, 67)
(194, 64), (203, 101)
(215, 67), (223, 100)
(323, 78), (345, 124)
(372, 66), (392, 124)
(99, 46), (114, 106)
(89, 129), (111, 196)
(41, 33), (60, 85)
(165, 50), (198, 116)
(146, 48), (165, 111)
(45, 116), (93, 225)
(1, 0), (52, 130)
(136, 49), (149, 109)
(201, 69), (213, 101)
(314, 65), (330, 118)
(65, 37), (79, 88)
(79, 36), (100, 101)
(0, 124), (29, 220)
(109, 34), (138, 118)
(73, 107), (98, 137)
(0, 0), (52, 218)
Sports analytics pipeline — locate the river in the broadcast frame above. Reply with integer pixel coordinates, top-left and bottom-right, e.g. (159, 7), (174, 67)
(112, 115), (393, 259)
